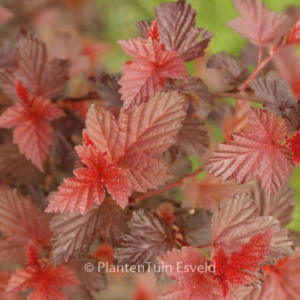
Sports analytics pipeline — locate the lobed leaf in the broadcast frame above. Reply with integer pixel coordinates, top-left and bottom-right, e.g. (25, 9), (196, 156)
(86, 91), (188, 193)
(118, 38), (188, 107)
(204, 107), (294, 197)
(50, 199), (129, 264)
(114, 210), (175, 270)
(207, 51), (248, 87)
(250, 76), (296, 117)
(227, 0), (292, 46)
(15, 29), (70, 99)
(155, 0), (213, 61)
(252, 180), (295, 225)
(211, 194), (294, 265)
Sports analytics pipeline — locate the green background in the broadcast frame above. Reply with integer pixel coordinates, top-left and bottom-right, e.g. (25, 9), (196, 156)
(96, 0), (300, 230)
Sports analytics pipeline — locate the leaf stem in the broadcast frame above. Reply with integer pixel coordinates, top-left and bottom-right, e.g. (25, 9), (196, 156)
(239, 43), (285, 91)
(212, 92), (264, 103)
(132, 166), (205, 202)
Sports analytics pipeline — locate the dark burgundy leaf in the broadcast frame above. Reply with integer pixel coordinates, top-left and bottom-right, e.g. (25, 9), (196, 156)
(0, 39), (14, 69)
(0, 142), (44, 185)
(14, 29), (70, 99)
(177, 117), (209, 156)
(184, 209), (212, 247)
(165, 77), (213, 118)
(250, 76), (296, 117)
(207, 51), (248, 87)
(95, 73), (122, 107)
(285, 102), (300, 133)
(114, 210), (175, 270)
(50, 199), (129, 264)
(155, 0), (213, 61)
(64, 255), (107, 300)
(136, 21), (152, 39)
(207, 104), (234, 128)
(0, 69), (18, 102)
(252, 180), (295, 226)
(50, 108), (85, 165)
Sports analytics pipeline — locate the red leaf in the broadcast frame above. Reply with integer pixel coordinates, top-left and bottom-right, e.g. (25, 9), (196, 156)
(148, 20), (160, 42)
(286, 20), (300, 45)
(214, 229), (273, 297)
(157, 247), (224, 300)
(226, 0), (292, 46)
(288, 130), (300, 166)
(118, 38), (188, 107)
(204, 107), (294, 197)
(0, 83), (65, 171)
(6, 254), (80, 300)
(45, 144), (131, 214)
(155, 0), (213, 62)
(85, 91), (188, 193)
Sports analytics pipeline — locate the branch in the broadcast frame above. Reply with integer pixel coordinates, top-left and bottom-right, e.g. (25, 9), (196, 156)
(131, 166), (205, 203)
(62, 92), (99, 102)
(239, 42), (285, 91)
(212, 92), (264, 103)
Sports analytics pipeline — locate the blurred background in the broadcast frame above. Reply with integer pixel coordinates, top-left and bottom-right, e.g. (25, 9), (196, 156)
(1, 0), (300, 299)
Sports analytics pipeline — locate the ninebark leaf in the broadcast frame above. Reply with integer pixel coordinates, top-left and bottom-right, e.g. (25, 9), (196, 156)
(204, 107), (294, 197)
(118, 38), (188, 107)
(211, 194), (294, 265)
(227, 0), (292, 46)
(114, 210), (175, 270)
(252, 180), (295, 226)
(85, 91), (188, 193)
(155, 0), (213, 61)
(50, 199), (128, 264)
(250, 76), (296, 117)
(207, 51), (248, 87)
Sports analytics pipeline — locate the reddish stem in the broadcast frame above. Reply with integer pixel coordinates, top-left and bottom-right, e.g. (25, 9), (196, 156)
(212, 92), (264, 103)
(133, 166), (205, 202)
(196, 243), (211, 249)
(239, 44), (285, 91)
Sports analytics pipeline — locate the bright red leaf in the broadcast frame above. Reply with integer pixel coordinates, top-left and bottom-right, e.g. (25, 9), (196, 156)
(85, 91), (188, 193)
(204, 107), (294, 197)
(45, 143), (132, 214)
(286, 20), (300, 45)
(214, 229), (273, 297)
(288, 130), (300, 166)
(118, 37), (188, 107)
(226, 0), (292, 46)
(0, 81), (65, 171)
(157, 247), (225, 300)
(6, 245), (80, 300)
